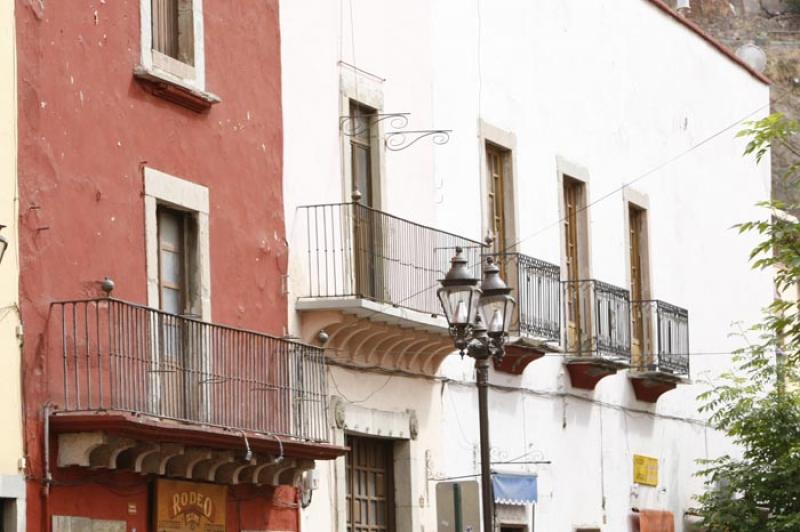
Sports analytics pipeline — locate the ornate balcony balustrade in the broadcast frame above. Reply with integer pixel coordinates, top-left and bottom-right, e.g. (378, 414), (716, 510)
(562, 279), (632, 362)
(52, 298), (330, 444)
(490, 252), (561, 343)
(296, 202), (483, 373)
(630, 300), (689, 377)
(300, 202), (482, 315)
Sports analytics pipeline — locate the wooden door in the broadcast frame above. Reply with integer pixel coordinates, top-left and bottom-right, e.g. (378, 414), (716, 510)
(346, 435), (395, 532)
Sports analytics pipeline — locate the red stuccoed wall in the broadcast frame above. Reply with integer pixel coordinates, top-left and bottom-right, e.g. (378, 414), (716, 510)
(15, 0), (289, 528)
(46, 470), (300, 531)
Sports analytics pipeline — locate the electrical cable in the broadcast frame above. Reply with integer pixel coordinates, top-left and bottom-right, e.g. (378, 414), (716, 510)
(329, 366), (394, 404)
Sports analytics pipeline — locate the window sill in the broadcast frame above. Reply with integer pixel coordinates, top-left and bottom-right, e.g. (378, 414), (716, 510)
(134, 65), (221, 113)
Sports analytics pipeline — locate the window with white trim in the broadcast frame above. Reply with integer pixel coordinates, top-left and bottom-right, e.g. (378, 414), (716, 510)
(140, 0), (206, 89)
(143, 167), (211, 320)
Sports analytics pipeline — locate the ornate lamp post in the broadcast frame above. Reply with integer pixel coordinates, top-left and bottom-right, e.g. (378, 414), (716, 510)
(438, 247), (515, 531)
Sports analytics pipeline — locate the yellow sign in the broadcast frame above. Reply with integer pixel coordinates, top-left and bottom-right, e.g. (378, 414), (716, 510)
(155, 479), (227, 532)
(633, 454), (659, 487)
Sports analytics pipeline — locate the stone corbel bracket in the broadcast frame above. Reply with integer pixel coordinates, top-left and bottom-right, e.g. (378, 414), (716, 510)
(58, 432), (316, 487)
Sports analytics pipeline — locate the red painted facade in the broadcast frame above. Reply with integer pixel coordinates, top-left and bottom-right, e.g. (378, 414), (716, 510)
(15, 0), (298, 528)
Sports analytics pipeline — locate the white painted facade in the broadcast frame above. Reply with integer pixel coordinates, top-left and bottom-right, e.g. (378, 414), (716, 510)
(281, 0), (773, 530)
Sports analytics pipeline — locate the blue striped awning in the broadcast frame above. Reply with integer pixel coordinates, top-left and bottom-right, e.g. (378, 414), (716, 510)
(492, 473), (538, 506)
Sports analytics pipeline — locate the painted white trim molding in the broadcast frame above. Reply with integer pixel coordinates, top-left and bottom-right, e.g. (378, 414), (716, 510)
(143, 167), (211, 320)
(340, 63), (387, 209)
(139, 0), (206, 90)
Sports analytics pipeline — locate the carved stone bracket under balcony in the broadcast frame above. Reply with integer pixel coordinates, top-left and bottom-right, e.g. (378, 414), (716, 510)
(493, 344), (546, 375)
(298, 299), (455, 374)
(57, 431), (316, 487)
(565, 357), (630, 390)
(628, 371), (689, 403)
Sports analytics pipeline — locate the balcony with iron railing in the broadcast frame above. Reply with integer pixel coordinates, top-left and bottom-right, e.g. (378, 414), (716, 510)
(628, 299), (690, 402)
(485, 252), (562, 374)
(561, 279), (633, 389)
(295, 200), (691, 395)
(49, 298), (343, 485)
(297, 201), (482, 374)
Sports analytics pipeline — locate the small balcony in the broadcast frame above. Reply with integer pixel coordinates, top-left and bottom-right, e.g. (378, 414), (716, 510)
(50, 298), (343, 486)
(628, 300), (690, 402)
(487, 253), (561, 374)
(562, 279), (632, 389)
(297, 202), (482, 374)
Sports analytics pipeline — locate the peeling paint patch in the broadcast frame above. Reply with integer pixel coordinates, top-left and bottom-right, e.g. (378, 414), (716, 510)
(26, 0), (46, 20)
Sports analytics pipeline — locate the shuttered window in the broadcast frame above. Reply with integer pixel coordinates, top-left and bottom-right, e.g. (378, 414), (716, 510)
(486, 144), (508, 252)
(563, 177), (588, 353)
(629, 204), (651, 364)
(152, 0), (195, 66)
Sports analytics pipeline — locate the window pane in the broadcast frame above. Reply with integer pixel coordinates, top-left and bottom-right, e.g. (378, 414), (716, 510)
(160, 250), (182, 285)
(177, 0), (195, 65)
(352, 145), (371, 206)
(159, 211), (182, 248)
(161, 287), (181, 314)
(152, 0), (179, 58)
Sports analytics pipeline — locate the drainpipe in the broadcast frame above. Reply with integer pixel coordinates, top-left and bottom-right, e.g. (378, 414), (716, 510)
(42, 402), (54, 531)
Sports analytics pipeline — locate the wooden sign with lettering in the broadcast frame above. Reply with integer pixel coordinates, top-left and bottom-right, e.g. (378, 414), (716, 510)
(155, 479), (227, 532)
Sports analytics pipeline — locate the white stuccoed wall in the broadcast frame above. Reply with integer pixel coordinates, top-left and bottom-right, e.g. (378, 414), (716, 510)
(281, 0), (773, 530)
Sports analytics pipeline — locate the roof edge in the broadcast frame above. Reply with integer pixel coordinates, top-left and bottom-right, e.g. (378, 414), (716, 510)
(646, 0), (771, 86)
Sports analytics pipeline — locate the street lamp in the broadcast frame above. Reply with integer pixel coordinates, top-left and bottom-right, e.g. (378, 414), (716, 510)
(0, 225), (8, 265)
(438, 247), (515, 532)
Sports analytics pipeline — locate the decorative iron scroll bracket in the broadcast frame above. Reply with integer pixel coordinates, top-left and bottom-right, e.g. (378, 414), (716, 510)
(340, 112), (410, 137)
(384, 130), (452, 151)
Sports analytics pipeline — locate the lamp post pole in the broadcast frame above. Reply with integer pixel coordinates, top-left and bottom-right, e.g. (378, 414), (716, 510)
(437, 247), (515, 532)
(475, 353), (494, 532)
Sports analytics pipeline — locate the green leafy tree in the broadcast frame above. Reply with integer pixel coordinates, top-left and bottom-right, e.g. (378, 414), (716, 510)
(696, 113), (800, 531)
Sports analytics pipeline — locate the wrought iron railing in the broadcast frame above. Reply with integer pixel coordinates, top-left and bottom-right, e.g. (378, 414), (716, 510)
(630, 300), (689, 376)
(300, 202), (482, 316)
(488, 253), (560, 342)
(562, 279), (631, 361)
(52, 298), (330, 443)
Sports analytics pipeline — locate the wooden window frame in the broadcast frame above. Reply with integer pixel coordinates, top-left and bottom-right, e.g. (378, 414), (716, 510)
(486, 142), (510, 253)
(349, 101), (377, 207)
(628, 203), (652, 365)
(561, 173), (592, 355)
(157, 206), (197, 316)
